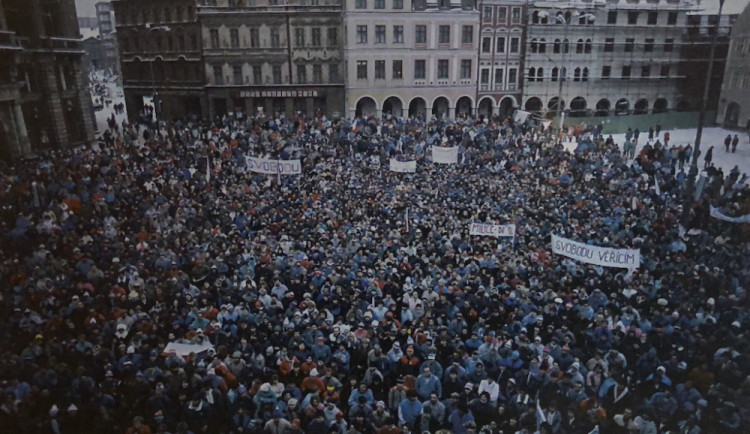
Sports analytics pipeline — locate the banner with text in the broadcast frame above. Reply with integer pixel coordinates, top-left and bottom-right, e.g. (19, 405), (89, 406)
(710, 206), (750, 224)
(432, 146), (459, 164)
(247, 157), (302, 175)
(551, 234), (640, 269)
(389, 159), (417, 173)
(469, 223), (516, 237)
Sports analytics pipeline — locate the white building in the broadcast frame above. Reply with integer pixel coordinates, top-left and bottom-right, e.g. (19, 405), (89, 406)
(523, 0), (691, 122)
(344, 0), (480, 119)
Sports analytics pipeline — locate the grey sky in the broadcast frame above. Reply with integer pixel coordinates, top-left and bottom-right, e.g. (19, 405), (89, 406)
(75, 0), (99, 18)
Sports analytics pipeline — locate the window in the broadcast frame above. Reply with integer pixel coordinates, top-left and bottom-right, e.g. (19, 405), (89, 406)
(297, 65), (306, 83)
(648, 11), (658, 25)
(393, 26), (404, 43)
(393, 0), (403, 9)
(375, 25), (386, 44)
(295, 28), (305, 47)
(213, 65), (223, 85)
(413, 0), (426, 10)
(357, 26), (368, 44)
(438, 59), (449, 79)
(271, 28), (280, 48)
(511, 7), (520, 22)
(438, 0), (449, 9)
(496, 37), (506, 53)
(375, 0), (385, 9)
(660, 65), (670, 78)
(628, 11), (638, 25)
(563, 39), (569, 54)
(329, 64), (339, 82)
(230, 29), (239, 48)
(537, 67), (543, 82)
(250, 28), (259, 48)
(664, 38), (674, 52)
(461, 0), (472, 10)
(605, 38), (614, 52)
(327, 28), (337, 47)
(554, 39), (561, 53)
(539, 38), (546, 54)
(576, 39), (584, 54)
(582, 68), (589, 81)
(375, 60), (385, 79)
(460, 60), (472, 79)
(357, 60), (367, 79)
(480, 69), (489, 84)
(191, 34), (198, 50)
(644, 39), (654, 53)
(439, 25), (450, 44)
(602, 65), (611, 79)
(498, 7), (507, 22)
(483, 6), (492, 22)
(641, 65), (650, 78)
(510, 37), (519, 53)
(415, 25), (427, 44)
(312, 64), (322, 83)
(210, 29), (219, 49)
(625, 38), (634, 53)
(508, 68), (517, 84)
(414, 59), (425, 79)
(551, 67), (558, 81)
(312, 28), (321, 47)
(462, 25), (473, 44)
(574, 67), (581, 82)
(531, 39), (538, 53)
(356, 0), (366, 9)
(482, 37), (491, 53)
(607, 11), (617, 24)
(667, 11), (677, 25)
(233, 65), (243, 84)
(528, 67), (536, 82)
(253, 65), (262, 84)
(393, 60), (403, 79)
(622, 65), (631, 80)
(494, 68), (503, 84)
(179, 35), (185, 51)
(272, 65), (282, 84)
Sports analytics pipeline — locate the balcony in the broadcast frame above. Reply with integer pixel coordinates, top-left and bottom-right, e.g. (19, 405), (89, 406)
(0, 31), (21, 51)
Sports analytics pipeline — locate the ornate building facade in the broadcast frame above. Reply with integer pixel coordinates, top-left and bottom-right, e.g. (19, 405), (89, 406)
(199, 0), (345, 120)
(0, 0), (95, 160)
(113, 0), (206, 120)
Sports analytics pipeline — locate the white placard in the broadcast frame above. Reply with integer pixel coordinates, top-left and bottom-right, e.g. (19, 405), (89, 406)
(389, 159), (417, 173)
(247, 157), (302, 175)
(432, 146), (458, 164)
(469, 223), (516, 237)
(551, 234), (640, 269)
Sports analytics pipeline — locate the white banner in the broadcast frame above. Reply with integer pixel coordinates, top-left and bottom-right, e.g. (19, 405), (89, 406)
(551, 234), (640, 269)
(469, 223), (516, 237)
(710, 206), (750, 224)
(162, 341), (215, 358)
(247, 157), (302, 175)
(514, 110), (531, 124)
(432, 146), (458, 164)
(389, 159), (417, 173)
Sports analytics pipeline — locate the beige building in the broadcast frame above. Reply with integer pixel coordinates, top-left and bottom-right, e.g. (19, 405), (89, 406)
(199, 0), (345, 119)
(523, 0), (691, 122)
(344, 0), (479, 119)
(716, 2), (750, 128)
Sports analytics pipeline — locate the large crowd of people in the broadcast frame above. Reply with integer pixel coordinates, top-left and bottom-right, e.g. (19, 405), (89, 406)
(0, 106), (748, 434)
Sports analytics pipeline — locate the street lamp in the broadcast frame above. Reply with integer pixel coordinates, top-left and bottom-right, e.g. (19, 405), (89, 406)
(537, 11), (595, 134)
(685, 0), (725, 207)
(145, 24), (171, 124)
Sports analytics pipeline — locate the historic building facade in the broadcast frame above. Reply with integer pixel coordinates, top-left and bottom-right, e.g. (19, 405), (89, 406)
(0, 0), (95, 160)
(95, 2), (120, 73)
(523, 0), (690, 121)
(477, 0), (527, 118)
(344, 0), (480, 119)
(199, 0), (345, 120)
(113, 0), (206, 120)
(716, 2), (750, 128)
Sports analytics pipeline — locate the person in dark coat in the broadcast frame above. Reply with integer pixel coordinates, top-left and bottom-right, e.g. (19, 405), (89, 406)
(703, 146), (714, 169)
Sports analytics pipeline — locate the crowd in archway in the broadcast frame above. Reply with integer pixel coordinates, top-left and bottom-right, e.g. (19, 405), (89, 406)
(0, 110), (749, 434)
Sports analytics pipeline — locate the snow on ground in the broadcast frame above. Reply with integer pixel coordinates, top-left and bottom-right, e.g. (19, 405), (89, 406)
(90, 70), (127, 136)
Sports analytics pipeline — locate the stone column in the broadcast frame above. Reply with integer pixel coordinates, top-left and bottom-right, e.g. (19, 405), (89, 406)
(12, 103), (31, 156)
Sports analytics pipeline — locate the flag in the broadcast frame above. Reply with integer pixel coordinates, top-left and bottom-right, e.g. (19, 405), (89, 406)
(405, 208), (409, 233)
(206, 157), (211, 183)
(277, 161), (281, 185)
(536, 403), (547, 431)
(653, 174), (660, 196)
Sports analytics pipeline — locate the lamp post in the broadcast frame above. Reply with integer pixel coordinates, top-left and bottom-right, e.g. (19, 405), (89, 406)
(685, 0), (725, 205)
(537, 11), (595, 134)
(145, 23), (171, 123)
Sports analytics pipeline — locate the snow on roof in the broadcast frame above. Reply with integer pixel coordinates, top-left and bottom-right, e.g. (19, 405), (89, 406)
(688, 0), (750, 16)
(80, 27), (100, 40)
